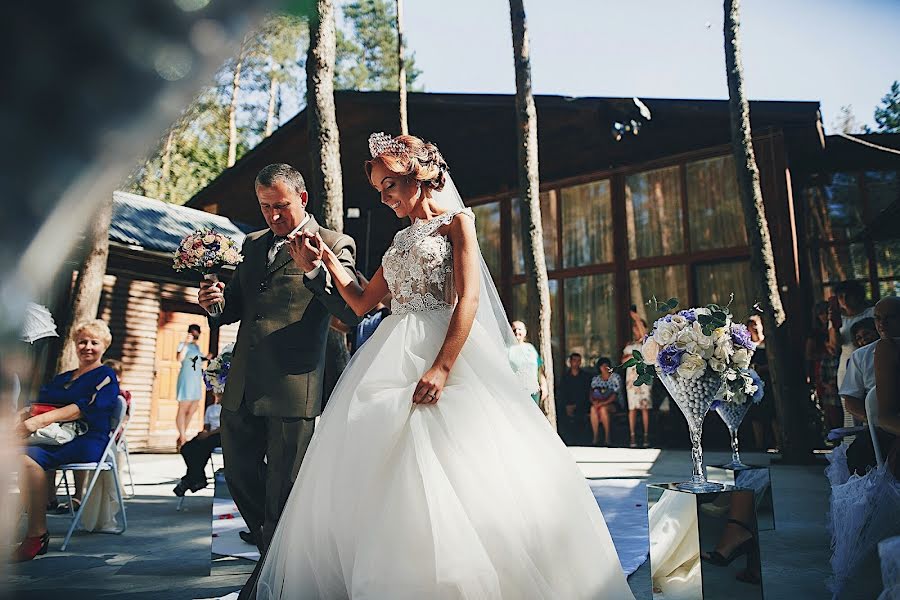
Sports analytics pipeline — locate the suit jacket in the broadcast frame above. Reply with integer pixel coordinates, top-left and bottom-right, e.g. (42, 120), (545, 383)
(209, 215), (359, 418)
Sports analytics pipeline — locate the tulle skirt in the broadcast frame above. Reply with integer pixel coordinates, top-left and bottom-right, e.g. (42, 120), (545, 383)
(257, 309), (634, 600)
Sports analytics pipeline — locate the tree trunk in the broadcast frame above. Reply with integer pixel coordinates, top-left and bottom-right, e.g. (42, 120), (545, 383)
(263, 76), (278, 137)
(226, 41), (245, 168)
(160, 129), (174, 202)
(509, 0), (556, 429)
(396, 0), (408, 135)
(55, 197), (113, 372)
(307, 0), (350, 384)
(724, 0), (810, 461)
(265, 75), (279, 138)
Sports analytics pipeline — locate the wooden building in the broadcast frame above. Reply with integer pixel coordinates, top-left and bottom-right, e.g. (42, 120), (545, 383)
(187, 91), (900, 370)
(47, 192), (248, 452)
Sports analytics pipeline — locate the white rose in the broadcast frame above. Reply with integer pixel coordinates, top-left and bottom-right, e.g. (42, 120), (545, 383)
(732, 348), (751, 369)
(641, 338), (660, 364)
(709, 357), (726, 372)
(670, 314), (688, 328)
(674, 327), (696, 353)
(691, 323), (715, 353)
(654, 321), (678, 346)
(677, 353), (707, 379)
(714, 338), (734, 360)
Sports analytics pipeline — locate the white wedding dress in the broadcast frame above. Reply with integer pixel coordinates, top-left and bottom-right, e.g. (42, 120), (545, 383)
(257, 207), (635, 600)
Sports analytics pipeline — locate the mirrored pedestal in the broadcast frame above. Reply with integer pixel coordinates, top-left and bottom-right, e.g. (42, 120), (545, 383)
(647, 483), (764, 599)
(707, 465), (775, 531)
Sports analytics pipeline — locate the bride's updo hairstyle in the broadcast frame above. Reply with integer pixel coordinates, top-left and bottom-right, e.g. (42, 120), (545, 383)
(366, 133), (448, 192)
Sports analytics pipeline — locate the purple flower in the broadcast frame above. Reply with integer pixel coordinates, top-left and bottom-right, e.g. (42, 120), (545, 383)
(747, 369), (765, 403)
(678, 309), (697, 323)
(730, 324), (755, 350)
(710, 399), (723, 411)
(657, 346), (685, 376)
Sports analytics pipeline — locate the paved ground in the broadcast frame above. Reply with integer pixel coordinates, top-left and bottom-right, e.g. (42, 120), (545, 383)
(5, 448), (855, 599)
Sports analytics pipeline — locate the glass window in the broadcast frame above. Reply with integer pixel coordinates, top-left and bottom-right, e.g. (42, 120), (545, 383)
(511, 280), (560, 367)
(628, 265), (689, 325)
(805, 173), (863, 241)
(694, 261), (755, 320)
(512, 192), (559, 274)
(625, 166), (684, 258)
(470, 202), (502, 280)
(686, 155), (748, 251)
(819, 243), (869, 283)
(876, 240), (900, 278)
(864, 170), (899, 219)
(560, 180), (613, 267)
(563, 273), (617, 365)
(879, 280), (900, 298)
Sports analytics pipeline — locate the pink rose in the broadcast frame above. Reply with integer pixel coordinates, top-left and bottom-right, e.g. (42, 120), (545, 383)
(641, 338), (660, 364)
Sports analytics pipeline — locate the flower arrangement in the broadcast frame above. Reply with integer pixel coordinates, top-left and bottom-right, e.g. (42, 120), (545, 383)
(620, 296), (757, 405)
(173, 229), (243, 275)
(203, 343), (234, 396)
(619, 296), (759, 491)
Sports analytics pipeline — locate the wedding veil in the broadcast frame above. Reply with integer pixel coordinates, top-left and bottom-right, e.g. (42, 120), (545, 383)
(430, 173), (518, 352)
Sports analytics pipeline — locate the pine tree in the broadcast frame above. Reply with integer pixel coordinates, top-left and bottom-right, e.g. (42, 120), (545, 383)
(873, 81), (900, 133)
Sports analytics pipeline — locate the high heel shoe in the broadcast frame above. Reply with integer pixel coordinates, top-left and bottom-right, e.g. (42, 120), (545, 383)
(701, 519), (756, 566)
(11, 531), (49, 563)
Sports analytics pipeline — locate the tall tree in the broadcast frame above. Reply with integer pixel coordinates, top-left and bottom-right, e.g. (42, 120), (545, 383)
(226, 36), (249, 167)
(55, 198), (113, 372)
(724, 0), (810, 461)
(307, 0), (351, 380)
(509, 0), (556, 428)
(335, 0), (421, 92)
(873, 80), (900, 133)
(396, 0), (408, 134)
(831, 104), (861, 134)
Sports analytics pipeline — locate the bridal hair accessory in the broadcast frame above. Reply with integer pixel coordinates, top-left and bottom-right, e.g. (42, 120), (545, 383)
(368, 132), (407, 158)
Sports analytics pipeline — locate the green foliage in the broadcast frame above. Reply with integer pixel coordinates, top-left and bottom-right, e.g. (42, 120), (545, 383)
(336, 0), (422, 91)
(127, 4), (421, 205)
(616, 349), (656, 386)
(649, 296), (678, 313)
(874, 80), (900, 133)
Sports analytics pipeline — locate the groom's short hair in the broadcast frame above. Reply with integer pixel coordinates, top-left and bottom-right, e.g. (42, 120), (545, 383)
(255, 163), (307, 195)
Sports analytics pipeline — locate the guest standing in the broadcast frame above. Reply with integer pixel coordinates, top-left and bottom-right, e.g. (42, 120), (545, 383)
(590, 357), (622, 447)
(508, 320), (548, 406)
(806, 301), (841, 432)
(829, 282), (874, 427)
(622, 309), (652, 447)
(13, 320), (119, 562)
(175, 324), (207, 451)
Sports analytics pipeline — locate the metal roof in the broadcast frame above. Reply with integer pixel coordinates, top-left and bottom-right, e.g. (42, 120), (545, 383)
(111, 191), (251, 254)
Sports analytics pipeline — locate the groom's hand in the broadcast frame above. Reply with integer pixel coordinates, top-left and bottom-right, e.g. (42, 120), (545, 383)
(288, 231), (323, 272)
(198, 280), (225, 311)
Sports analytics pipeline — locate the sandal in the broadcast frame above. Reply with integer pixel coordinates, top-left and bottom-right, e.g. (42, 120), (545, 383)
(53, 498), (81, 514)
(701, 519), (756, 566)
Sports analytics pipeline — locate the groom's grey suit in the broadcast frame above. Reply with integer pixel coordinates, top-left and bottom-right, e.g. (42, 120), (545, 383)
(209, 214), (358, 554)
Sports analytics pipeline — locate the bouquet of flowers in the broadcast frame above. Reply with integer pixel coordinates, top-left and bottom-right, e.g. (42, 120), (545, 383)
(203, 343), (234, 396)
(173, 228), (243, 315)
(619, 297), (758, 490)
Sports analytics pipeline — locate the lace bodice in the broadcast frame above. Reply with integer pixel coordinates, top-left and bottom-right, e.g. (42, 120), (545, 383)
(382, 208), (474, 315)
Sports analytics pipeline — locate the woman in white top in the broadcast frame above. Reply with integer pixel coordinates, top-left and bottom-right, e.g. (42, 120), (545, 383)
(621, 309), (651, 447)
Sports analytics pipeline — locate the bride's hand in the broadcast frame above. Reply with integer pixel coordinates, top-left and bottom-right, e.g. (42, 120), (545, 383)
(288, 231), (324, 272)
(413, 366), (449, 405)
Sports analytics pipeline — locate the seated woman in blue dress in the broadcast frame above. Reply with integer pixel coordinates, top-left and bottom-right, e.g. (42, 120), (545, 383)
(13, 319), (120, 562)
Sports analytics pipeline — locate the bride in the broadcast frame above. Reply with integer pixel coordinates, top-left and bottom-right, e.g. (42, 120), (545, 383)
(255, 133), (635, 599)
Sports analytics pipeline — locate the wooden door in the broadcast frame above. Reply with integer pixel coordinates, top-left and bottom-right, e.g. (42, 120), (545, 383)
(149, 311), (212, 451)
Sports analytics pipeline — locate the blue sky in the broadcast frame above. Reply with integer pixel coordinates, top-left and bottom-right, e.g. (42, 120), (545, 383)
(392, 0), (899, 131)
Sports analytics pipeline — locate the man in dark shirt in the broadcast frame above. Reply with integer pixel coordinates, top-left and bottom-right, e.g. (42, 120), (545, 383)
(557, 352), (593, 445)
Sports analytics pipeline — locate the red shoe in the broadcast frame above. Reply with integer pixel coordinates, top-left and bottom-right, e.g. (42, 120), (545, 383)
(11, 532), (49, 563)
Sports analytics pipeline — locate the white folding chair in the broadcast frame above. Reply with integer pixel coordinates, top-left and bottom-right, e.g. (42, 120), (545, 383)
(866, 387), (884, 468)
(117, 436), (136, 498)
(57, 396), (128, 550)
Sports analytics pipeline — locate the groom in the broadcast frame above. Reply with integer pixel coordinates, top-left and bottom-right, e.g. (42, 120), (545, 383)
(197, 163), (358, 596)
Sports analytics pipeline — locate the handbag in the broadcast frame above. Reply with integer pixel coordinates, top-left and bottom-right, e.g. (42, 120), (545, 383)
(29, 403), (60, 417)
(26, 420), (88, 446)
